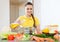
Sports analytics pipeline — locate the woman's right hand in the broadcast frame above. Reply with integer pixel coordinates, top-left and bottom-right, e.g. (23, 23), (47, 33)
(10, 23), (19, 29)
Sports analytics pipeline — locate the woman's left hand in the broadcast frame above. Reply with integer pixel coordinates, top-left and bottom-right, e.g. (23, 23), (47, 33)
(35, 30), (42, 34)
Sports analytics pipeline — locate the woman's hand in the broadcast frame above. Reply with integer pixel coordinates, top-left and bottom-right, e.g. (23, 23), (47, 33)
(10, 23), (19, 29)
(35, 25), (42, 34)
(35, 30), (42, 34)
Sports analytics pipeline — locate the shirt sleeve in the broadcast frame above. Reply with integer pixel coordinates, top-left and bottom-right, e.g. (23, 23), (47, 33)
(35, 17), (40, 26)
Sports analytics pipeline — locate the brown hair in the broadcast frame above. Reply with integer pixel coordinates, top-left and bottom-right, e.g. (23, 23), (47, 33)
(25, 2), (33, 6)
(25, 2), (36, 27)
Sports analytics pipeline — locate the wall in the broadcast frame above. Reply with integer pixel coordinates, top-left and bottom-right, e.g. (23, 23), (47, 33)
(34, 0), (60, 30)
(10, 5), (19, 23)
(34, 0), (41, 29)
(0, 0), (10, 32)
(19, 6), (25, 16)
(28, 0), (32, 2)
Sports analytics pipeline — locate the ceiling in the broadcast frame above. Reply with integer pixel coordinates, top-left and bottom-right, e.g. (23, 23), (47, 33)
(10, 0), (28, 5)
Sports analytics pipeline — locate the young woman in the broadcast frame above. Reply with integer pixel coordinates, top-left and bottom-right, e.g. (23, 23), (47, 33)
(10, 2), (43, 42)
(10, 2), (56, 42)
(11, 2), (41, 34)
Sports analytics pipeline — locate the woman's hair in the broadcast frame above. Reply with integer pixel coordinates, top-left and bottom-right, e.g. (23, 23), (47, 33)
(25, 2), (36, 35)
(25, 2), (36, 27)
(25, 2), (33, 6)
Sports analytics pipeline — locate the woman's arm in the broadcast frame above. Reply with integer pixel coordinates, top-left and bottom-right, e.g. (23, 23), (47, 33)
(14, 17), (21, 24)
(10, 17), (21, 29)
(35, 25), (42, 34)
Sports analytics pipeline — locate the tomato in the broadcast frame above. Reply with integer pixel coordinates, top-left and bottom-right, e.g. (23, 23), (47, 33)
(8, 34), (15, 40)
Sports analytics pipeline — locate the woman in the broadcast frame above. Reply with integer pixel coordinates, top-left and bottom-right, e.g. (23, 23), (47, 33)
(11, 2), (41, 34)
(10, 2), (44, 42)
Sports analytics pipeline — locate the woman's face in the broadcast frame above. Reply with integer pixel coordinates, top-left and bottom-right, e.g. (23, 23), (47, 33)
(25, 5), (33, 16)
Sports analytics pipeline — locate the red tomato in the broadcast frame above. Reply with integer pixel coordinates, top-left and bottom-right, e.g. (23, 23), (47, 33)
(8, 34), (15, 40)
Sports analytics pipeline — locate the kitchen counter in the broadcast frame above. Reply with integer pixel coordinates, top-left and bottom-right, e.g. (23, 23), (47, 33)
(0, 39), (36, 42)
(0, 39), (59, 42)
